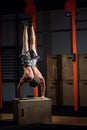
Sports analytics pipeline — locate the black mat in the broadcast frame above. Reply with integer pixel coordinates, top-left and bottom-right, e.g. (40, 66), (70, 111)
(0, 123), (87, 130)
(0, 102), (87, 129)
(52, 106), (87, 117)
(0, 116), (87, 129)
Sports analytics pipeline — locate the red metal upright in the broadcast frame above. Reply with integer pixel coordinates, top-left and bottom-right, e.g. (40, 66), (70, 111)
(65, 0), (79, 111)
(24, 0), (38, 97)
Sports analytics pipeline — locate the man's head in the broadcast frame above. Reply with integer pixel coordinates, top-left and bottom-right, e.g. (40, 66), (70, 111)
(30, 78), (40, 88)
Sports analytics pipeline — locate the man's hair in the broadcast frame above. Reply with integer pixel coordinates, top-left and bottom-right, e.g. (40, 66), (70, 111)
(30, 78), (40, 88)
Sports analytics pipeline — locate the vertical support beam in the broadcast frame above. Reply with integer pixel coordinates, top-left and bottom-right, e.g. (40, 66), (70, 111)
(0, 48), (2, 108)
(16, 14), (20, 97)
(72, 3), (79, 112)
(65, 0), (79, 111)
(25, 0), (38, 97)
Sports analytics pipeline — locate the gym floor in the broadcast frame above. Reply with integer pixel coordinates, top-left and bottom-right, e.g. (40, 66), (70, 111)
(0, 104), (87, 129)
(0, 114), (87, 129)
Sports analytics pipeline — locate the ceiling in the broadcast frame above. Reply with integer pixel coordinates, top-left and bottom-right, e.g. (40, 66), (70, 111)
(0, 0), (87, 15)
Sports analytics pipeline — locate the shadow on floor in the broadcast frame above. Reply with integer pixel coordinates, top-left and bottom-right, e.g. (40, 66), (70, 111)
(0, 120), (87, 130)
(0, 102), (87, 129)
(52, 106), (87, 117)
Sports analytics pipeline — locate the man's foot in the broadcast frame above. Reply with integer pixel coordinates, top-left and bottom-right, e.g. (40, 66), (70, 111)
(29, 19), (32, 27)
(22, 18), (32, 27)
(41, 96), (45, 99)
(23, 20), (29, 26)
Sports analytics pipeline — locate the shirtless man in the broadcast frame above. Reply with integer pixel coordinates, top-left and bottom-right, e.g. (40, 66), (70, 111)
(17, 21), (46, 99)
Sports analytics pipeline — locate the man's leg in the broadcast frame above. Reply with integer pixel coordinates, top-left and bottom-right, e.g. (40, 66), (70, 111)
(22, 23), (29, 54)
(20, 22), (31, 65)
(29, 23), (40, 60)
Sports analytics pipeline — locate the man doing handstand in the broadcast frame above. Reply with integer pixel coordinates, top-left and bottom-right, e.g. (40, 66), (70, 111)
(17, 21), (46, 99)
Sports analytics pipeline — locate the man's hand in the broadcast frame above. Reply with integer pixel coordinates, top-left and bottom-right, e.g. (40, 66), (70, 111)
(41, 95), (45, 98)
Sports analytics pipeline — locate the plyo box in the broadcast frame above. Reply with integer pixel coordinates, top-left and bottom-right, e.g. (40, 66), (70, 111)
(47, 54), (73, 80)
(47, 55), (61, 80)
(47, 80), (63, 106)
(61, 54), (73, 80)
(79, 80), (87, 106)
(13, 97), (52, 125)
(79, 54), (87, 80)
(62, 80), (74, 106)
